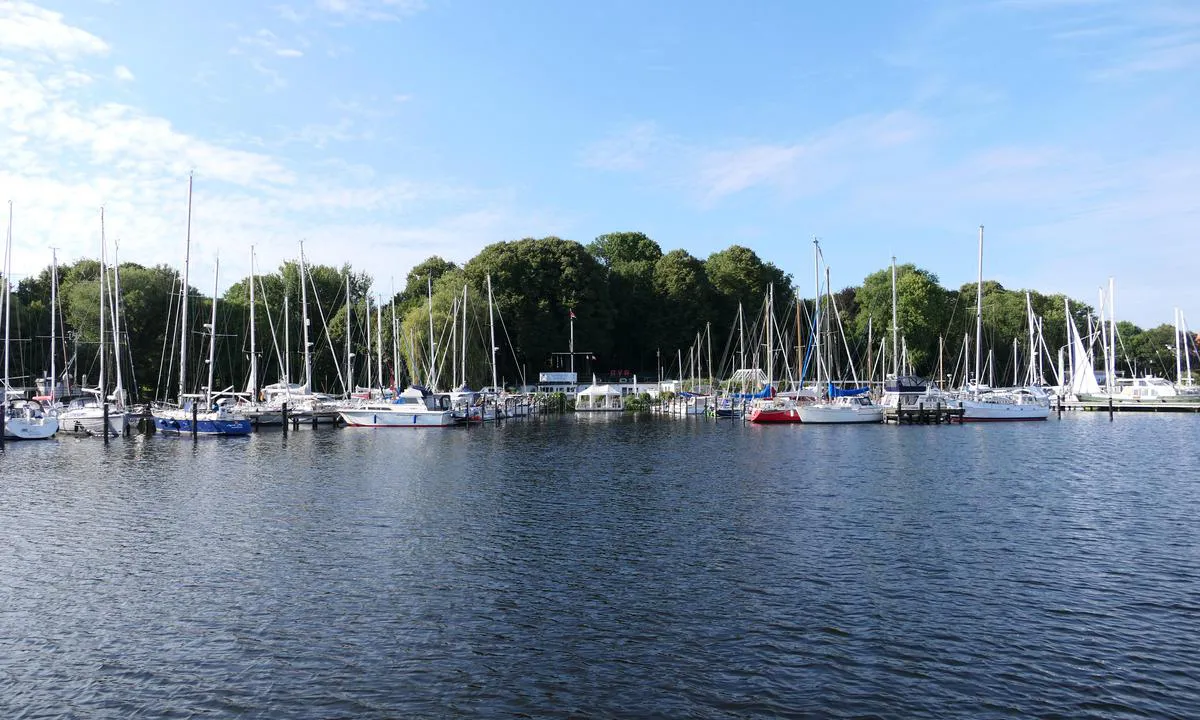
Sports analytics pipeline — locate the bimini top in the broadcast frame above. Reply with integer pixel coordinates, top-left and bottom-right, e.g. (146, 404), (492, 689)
(884, 375), (928, 393)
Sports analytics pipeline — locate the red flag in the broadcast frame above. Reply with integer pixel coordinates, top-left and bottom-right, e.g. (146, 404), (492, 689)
(569, 309), (576, 319)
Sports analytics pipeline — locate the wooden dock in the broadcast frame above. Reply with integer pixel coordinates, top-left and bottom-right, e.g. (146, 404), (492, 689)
(1056, 399), (1200, 413)
(884, 403), (964, 425)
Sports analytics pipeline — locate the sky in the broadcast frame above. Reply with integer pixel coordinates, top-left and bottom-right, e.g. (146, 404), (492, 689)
(1, 0), (1197, 327)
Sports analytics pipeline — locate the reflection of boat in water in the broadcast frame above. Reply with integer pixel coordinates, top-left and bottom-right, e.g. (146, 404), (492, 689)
(339, 386), (460, 427)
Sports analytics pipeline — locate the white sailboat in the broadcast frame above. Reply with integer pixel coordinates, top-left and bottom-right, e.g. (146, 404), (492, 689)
(797, 242), (883, 424)
(958, 225), (1050, 422)
(3, 201), (58, 440)
(60, 208), (126, 436)
(151, 176), (252, 436)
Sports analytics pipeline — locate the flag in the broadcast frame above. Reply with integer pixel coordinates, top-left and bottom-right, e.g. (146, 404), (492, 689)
(569, 309), (576, 319)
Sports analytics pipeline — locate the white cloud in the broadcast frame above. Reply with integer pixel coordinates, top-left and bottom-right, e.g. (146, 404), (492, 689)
(0, 2), (530, 301)
(276, 48), (303, 58)
(316, 0), (427, 22)
(114, 64), (134, 82)
(0, 1), (109, 60)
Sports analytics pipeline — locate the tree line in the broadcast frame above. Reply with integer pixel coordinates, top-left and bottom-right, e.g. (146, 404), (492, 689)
(1, 231), (1191, 399)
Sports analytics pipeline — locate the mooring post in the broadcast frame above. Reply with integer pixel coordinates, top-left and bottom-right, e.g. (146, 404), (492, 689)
(103, 402), (110, 445)
(282, 402), (289, 435)
(1108, 396), (1114, 422)
(1057, 395), (1063, 419)
(191, 403), (198, 439)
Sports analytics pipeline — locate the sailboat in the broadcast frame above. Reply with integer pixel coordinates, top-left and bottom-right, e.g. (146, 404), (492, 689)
(797, 241), (883, 424)
(2, 201), (58, 440)
(747, 285), (813, 423)
(338, 272), (459, 427)
(957, 226), (1050, 422)
(60, 208), (127, 436)
(150, 176), (252, 436)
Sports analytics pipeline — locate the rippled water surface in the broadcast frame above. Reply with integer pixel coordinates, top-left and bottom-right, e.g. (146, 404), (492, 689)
(2, 413), (1199, 718)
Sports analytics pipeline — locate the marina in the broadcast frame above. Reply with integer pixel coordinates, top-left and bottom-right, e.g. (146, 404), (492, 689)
(3, 413), (1198, 717)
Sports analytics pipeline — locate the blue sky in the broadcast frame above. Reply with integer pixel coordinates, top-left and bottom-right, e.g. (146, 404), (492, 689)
(1, 0), (1197, 326)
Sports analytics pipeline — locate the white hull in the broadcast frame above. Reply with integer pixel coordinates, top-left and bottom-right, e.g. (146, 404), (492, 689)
(959, 400), (1050, 421)
(59, 407), (125, 436)
(797, 403), (884, 424)
(3, 417), (59, 440)
(339, 406), (459, 427)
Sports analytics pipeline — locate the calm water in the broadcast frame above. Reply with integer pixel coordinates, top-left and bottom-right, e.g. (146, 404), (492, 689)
(2, 414), (1199, 718)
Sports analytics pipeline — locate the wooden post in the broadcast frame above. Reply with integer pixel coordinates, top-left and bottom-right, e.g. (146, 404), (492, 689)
(1108, 395), (1114, 422)
(1057, 395), (1063, 419)
(191, 402), (198, 439)
(103, 402), (110, 445)
(0, 400), (6, 447)
(282, 401), (289, 435)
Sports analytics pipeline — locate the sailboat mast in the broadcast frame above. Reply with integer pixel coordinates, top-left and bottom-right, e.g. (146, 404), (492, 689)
(488, 274), (498, 392)
(284, 295), (291, 387)
(1026, 292), (1036, 387)
(180, 174), (192, 404)
(392, 286), (400, 391)
(248, 246), (257, 400)
(49, 248), (57, 402)
(462, 284), (468, 386)
(427, 275), (435, 389)
(812, 237), (821, 392)
(299, 242), (312, 393)
(1108, 277), (1116, 390)
(891, 256), (899, 378)
(376, 292), (383, 391)
(206, 256), (219, 406)
(4, 201), (12, 399)
(344, 272), (352, 396)
(765, 285), (774, 391)
(110, 240), (124, 407)
(364, 295), (371, 392)
(974, 225), (984, 390)
(707, 322), (713, 394)
(99, 208), (108, 401)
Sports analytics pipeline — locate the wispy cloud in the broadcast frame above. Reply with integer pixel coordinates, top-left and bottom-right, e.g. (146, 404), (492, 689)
(0, 2), (528, 293)
(114, 64), (134, 82)
(315, 0), (427, 22)
(0, 1), (108, 59)
(583, 112), (929, 204)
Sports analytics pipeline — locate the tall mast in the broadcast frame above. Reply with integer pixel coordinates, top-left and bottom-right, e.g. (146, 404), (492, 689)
(344, 272), (352, 395)
(364, 295), (372, 392)
(110, 239), (125, 407)
(206, 256), (219, 406)
(1026, 292), (1036, 386)
(812, 237), (821, 393)
(737, 303), (745, 378)
(392, 282), (399, 391)
(765, 285), (773, 391)
(376, 292), (384, 391)
(1012, 337), (1020, 387)
(427, 275), (435, 388)
(99, 208), (107, 400)
(3, 201), (12, 399)
(487, 274), (498, 392)
(248, 246), (257, 400)
(49, 247), (58, 401)
(974, 225), (984, 391)
(462, 284), (468, 386)
(450, 296), (457, 387)
(299, 242), (312, 394)
(866, 316), (873, 386)
(1108, 277), (1116, 391)
(179, 175), (193, 404)
(707, 321), (713, 394)
(284, 295), (291, 389)
(890, 255), (899, 378)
